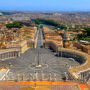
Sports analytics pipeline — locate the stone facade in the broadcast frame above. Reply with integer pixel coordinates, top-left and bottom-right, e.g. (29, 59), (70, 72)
(0, 49), (20, 61)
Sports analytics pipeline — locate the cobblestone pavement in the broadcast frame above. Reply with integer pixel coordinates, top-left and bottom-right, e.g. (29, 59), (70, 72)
(0, 29), (80, 81)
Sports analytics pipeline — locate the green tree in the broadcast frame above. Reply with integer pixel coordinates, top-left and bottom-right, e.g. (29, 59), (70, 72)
(33, 18), (67, 30)
(6, 21), (23, 29)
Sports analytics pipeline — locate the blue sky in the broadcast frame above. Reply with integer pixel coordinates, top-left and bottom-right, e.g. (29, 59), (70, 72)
(0, 0), (90, 11)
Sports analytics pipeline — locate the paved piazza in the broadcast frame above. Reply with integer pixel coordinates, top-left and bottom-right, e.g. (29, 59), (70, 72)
(0, 29), (80, 81)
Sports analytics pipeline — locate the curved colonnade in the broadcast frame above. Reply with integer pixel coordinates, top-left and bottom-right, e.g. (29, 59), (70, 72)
(44, 41), (90, 81)
(59, 49), (86, 65)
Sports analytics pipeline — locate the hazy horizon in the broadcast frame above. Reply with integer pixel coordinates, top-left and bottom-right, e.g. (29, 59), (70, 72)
(0, 10), (90, 12)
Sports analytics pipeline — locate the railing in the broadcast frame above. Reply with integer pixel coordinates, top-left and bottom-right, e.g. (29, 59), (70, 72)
(1, 70), (82, 84)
